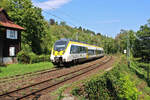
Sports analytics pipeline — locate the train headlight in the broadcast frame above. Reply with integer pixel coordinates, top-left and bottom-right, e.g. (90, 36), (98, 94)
(59, 51), (64, 55)
(54, 51), (58, 56)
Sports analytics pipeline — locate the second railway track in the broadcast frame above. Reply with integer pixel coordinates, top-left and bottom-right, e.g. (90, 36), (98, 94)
(0, 56), (112, 100)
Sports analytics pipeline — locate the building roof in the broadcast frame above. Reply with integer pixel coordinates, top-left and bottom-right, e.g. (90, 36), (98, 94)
(0, 8), (24, 30)
(0, 8), (3, 11)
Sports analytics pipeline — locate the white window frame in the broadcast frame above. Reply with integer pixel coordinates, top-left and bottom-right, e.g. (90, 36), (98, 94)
(6, 29), (18, 39)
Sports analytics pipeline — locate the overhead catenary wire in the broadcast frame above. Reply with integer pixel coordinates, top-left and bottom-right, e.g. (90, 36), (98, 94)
(34, 0), (77, 27)
(43, 11), (77, 27)
(34, 0), (96, 32)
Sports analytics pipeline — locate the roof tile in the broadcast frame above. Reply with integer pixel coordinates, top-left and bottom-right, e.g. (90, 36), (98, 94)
(0, 8), (24, 30)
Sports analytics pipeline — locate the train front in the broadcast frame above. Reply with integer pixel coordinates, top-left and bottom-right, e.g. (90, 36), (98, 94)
(50, 39), (68, 65)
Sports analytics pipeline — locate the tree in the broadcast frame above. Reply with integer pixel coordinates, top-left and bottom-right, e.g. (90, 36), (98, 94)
(97, 33), (102, 36)
(6, 0), (47, 54)
(133, 24), (150, 59)
(49, 19), (55, 25)
(78, 26), (82, 31)
(60, 21), (66, 26)
(0, 0), (10, 11)
(115, 30), (128, 53)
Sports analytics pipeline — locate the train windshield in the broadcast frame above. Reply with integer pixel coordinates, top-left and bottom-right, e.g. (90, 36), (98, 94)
(54, 41), (67, 51)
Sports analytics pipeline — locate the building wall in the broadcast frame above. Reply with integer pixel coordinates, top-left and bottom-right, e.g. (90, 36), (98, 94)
(0, 28), (21, 64)
(3, 29), (21, 57)
(3, 57), (18, 64)
(0, 39), (3, 63)
(0, 27), (4, 64)
(0, 9), (23, 64)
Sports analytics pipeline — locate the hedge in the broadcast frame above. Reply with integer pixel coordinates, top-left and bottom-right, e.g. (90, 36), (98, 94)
(17, 50), (50, 64)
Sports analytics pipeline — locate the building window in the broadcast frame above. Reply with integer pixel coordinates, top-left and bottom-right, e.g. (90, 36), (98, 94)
(6, 29), (18, 39)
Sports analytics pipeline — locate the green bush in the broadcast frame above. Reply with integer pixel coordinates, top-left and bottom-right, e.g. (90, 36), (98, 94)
(17, 50), (31, 64)
(72, 64), (140, 100)
(71, 87), (81, 96)
(115, 75), (139, 100)
(17, 50), (50, 64)
(31, 55), (50, 63)
(28, 52), (37, 64)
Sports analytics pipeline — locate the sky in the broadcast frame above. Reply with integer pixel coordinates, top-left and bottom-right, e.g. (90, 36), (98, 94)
(32, 0), (150, 38)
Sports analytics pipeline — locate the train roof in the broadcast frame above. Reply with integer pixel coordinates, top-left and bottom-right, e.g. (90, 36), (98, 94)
(58, 38), (103, 49)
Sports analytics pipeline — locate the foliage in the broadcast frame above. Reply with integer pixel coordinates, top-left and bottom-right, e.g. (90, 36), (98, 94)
(4, 0), (48, 54)
(71, 87), (81, 96)
(17, 50), (50, 64)
(112, 74), (139, 100)
(133, 24), (150, 60)
(17, 50), (32, 64)
(0, 0), (10, 11)
(72, 61), (140, 100)
(130, 59), (150, 86)
(1, 0), (118, 55)
(115, 21), (150, 61)
(33, 55), (50, 63)
(17, 44), (50, 64)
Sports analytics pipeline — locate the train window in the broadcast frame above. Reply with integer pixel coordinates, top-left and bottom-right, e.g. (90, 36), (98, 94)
(70, 45), (75, 54)
(99, 50), (101, 54)
(70, 45), (79, 54)
(78, 46), (82, 53)
(97, 50), (99, 54)
(88, 49), (94, 55)
(82, 47), (86, 53)
(79, 46), (86, 53)
(70, 45), (86, 54)
(100, 50), (102, 54)
(70, 45), (73, 54)
(97, 50), (101, 54)
(54, 41), (67, 51)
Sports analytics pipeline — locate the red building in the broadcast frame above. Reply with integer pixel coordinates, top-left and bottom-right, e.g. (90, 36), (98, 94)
(0, 8), (24, 64)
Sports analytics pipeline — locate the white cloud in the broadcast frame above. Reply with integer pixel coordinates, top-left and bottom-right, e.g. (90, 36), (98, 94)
(33, 0), (71, 10)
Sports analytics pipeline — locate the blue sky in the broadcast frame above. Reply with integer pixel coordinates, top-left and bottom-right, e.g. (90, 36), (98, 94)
(32, 0), (150, 38)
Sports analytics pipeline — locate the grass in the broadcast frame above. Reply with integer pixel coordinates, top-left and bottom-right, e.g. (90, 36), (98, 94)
(51, 84), (70, 100)
(0, 62), (54, 78)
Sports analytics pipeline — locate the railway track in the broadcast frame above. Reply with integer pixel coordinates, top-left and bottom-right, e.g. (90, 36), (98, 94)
(0, 56), (112, 100)
(0, 57), (106, 94)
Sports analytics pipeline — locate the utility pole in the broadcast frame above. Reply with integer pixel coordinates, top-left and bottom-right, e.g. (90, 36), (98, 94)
(76, 32), (78, 40)
(127, 31), (130, 67)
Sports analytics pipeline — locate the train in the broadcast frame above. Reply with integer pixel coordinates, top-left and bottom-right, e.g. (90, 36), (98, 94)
(50, 38), (104, 66)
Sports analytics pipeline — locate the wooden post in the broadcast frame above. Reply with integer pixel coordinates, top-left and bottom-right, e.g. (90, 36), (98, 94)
(148, 65), (149, 80)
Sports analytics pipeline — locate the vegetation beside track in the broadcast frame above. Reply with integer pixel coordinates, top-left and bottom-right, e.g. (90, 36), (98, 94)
(129, 59), (150, 99)
(0, 62), (54, 78)
(71, 55), (150, 100)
